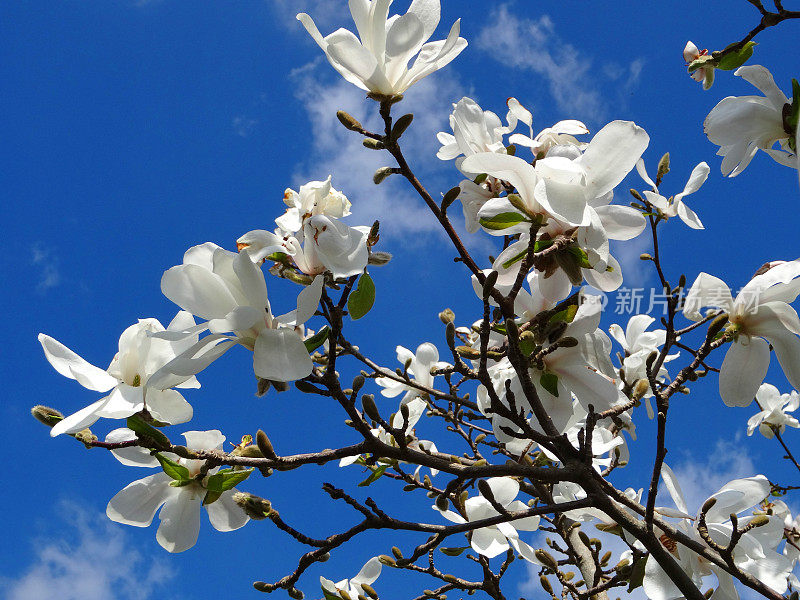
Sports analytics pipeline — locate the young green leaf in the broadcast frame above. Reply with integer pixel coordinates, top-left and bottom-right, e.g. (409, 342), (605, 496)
(155, 453), (191, 482)
(716, 41), (756, 71)
(348, 273), (376, 320)
(126, 414), (171, 448)
(478, 212), (528, 231)
(304, 326), (330, 353)
(358, 464), (388, 486)
(540, 372), (559, 397)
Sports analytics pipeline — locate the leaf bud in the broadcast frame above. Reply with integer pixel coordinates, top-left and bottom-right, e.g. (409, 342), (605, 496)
(445, 322), (456, 348)
(456, 346), (481, 359)
(391, 546), (403, 559)
(534, 549), (559, 571)
(441, 186), (460, 212)
(368, 251), (392, 266)
(630, 189), (644, 202)
(657, 152), (671, 181)
(632, 379), (651, 401)
(362, 394), (382, 422)
(749, 515), (770, 528)
(378, 555), (396, 567)
(474, 433), (486, 443)
(600, 550), (612, 566)
(233, 492), (272, 520)
(640, 253), (653, 261)
(443, 575), (459, 584)
(439, 308), (455, 324)
(645, 351), (658, 372)
(31, 405), (64, 428)
(701, 497), (717, 514)
(74, 428), (97, 447)
(256, 429), (278, 460)
(288, 588), (304, 600)
(482, 270), (499, 300)
(477, 479), (496, 504)
(373, 167), (395, 185)
(352, 375), (366, 394)
(539, 575), (553, 594)
(361, 583), (379, 599)
(363, 138), (385, 150)
(253, 582), (270, 592)
(391, 113), (414, 140)
(336, 110), (363, 131)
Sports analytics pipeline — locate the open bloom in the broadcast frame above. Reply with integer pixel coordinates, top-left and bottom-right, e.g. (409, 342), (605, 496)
(437, 97), (509, 172)
(297, 0), (467, 96)
(684, 41), (714, 90)
(434, 477), (540, 561)
(106, 430), (249, 553)
(39, 312), (199, 437)
(684, 259), (800, 407)
(637, 159), (710, 229)
(704, 65), (796, 177)
(747, 383), (800, 438)
(276, 176), (351, 235)
(376, 342), (448, 401)
(321, 557), (382, 599)
(154, 243), (323, 385)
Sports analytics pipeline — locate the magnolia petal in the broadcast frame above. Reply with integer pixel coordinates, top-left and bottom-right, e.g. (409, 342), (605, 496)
(683, 273), (734, 320)
(95, 384), (143, 419)
(470, 526), (509, 558)
(485, 477), (519, 506)
(105, 428), (160, 467)
(183, 429), (225, 451)
(156, 488), (204, 553)
(578, 121), (650, 198)
(351, 557), (382, 586)
(719, 337), (770, 407)
(206, 489), (250, 532)
(660, 463), (689, 517)
(38, 334), (118, 392)
(50, 397), (107, 437)
(145, 388), (193, 425)
(161, 264), (239, 321)
(676, 201), (704, 229)
(253, 328), (313, 382)
(295, 275), (324, 326)
(594, 205), (646, 240)
(106, 472), (174, 527)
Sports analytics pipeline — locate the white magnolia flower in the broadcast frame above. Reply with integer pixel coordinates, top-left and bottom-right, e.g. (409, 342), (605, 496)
(747, 383), (800, 438)
(437, 97), (510, 173)
(637, 159), (710, 229)
(106, 430), (249, 553)
(434, 477), (540, 561)
(321, 557), (382, 600)
(154, 243), (323, 385)
(461, 120), (649, 229)
(684, 41), (714, 90)
(376, 342), (448, 401)
(704, 65), (797, 177)
(39, 312), (199, 437)
(276, 176), (351, 235)
(683, 259), (800, 407)
(297, 0), (467, 96)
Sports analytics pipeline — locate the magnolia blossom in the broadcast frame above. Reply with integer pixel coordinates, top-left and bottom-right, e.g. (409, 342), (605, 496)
(297, 0), (467, 96)
(154, 243), (323, 385)
(637, 159), (710, 229)
(684, 41), (714, 90)
(704, 65), (797, 177)
(434, 477), (540, 560)
(436, 97), (510, 173)
(376, 342), (448, 401)
(39, 312), (199, 437)
(106, 430), (249, 553)
(321, 557), (381, 600)
(684, 259), (800, 407)
(276, 176), (351, 234)
(747, 383), (800, 438)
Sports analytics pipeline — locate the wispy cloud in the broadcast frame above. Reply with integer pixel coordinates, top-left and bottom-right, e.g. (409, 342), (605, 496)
(288, 60), (469, 240)
(476, 4), (644, 123)
(0, 502), (173, 600)
(232, 115), (259, 138)
(32, 242), (61, 292)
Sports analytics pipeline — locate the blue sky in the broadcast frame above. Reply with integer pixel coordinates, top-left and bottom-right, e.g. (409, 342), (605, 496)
(2, 1), (800, 598)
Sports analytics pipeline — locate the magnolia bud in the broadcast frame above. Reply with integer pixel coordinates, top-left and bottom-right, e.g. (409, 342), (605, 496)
(352, 375), (366, 394)
(239, 445), (264, 458)
(701, 497), (717, 514)
(633, 379), (651, 400)
(445, 322), (456, 348)
(391, 113), (414, 140)
(391, 546), (403, 559)
(31, 405), (64, 428)
(706, 314), (730, 341)
(363, 138), (385, 150)
(657, 152), (671, 181)
(539, 575), (553, 594)
(288, 588), (304, 600)
(360, 583), (379, 599)
(233, 492), (272, 520)
(378, 555), (396, 567)
(74, 428), (97, 447)
(482, 270), (498, 300)
(373, 167), (394, 185)
(640, 253), (653, 261)
(435, 495), (449, 511)
(368, 251), (392, 265)
(256, 430), (278, 459)
(630, 189), (644, 201)
(439, 308), (455, 324)
(477, 479), (495, 503)
(362, 395), (381, 422)
(534, 549), (558, 570)
(749, 515), (770, 528)
(441, 186), (460, 212)
(557, 336), (579, 348)
(337, 110), (363, 131)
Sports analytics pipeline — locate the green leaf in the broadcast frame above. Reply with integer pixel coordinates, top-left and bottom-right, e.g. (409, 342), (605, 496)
(716, 41), (756, 71)
(519, 338), (536, 357)
(439, 547), (469, 556)
(548, 304), (578, 325)
(628, 556), (648, 592)
(473, 173), (488, 184)
(567, 245), (592, 268)
(539, 372), (559, 397)
(203, 490), (223, 505)
(478, 212), (528, 231)
(155, 453), (191, 482)
(304, 326), (330, 353)
(358, 464), (388, 487)
(348, 273), (376, 321)
(126, 415), (171, 448)
(500, 239), (554, 270)
(206, 468), (254, 493)
(265, 251), (289, 263)
(322, 588), (341, 600)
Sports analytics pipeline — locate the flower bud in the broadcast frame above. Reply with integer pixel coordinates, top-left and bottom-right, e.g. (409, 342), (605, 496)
(373, 167), (394, 185)
(31, 405), (64, 428)
(630, 189), (644, 202)
(74, 428), (97, 447)
(391, 113), (414, 140)
(362, 394), (382, 422)
(363, 138), (385, 150)
(749, 515), (770, 528)
(352, 375), (366, 394)
(534, 549), (558, 570)
(435, 495), (450, 511)
(557, 336), (579, 348)
(391, 546), (403, 559)
(360, 583), (379, 599)
(539, 575), (553, 595)
(256, 429), (278, 459)
(633, 379), (651, 401)
(657, 153), (670, 181)
(233, 492), (273, 520)
(445, 322), (456, 348)
(705, 314), (729, 341)
(701, 497), (717, 514)
(288, 587), (304, 600)
(640, 253), (653, 261)
(482, 270), (499, 300)
(477, 479), (496, 503)
(368, 251), (392, 266)
(337, 110), (363, 132)
(439, 308), (455, 324)
(239, 445), (265, 458)
(378, 555), (396, 567)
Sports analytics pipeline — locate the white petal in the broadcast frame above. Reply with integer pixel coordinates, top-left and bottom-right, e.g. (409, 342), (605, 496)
(594, 205), (646, 240)
(682, 272), (733, 320)
(50, 397), (106, 437)
(470, 526), (509, 558)
(106, 472), (174, 526)
(161, 264), (239, 321)
(351, 557), (382, 586)
(253, 328), (313, 382)
(206, 489), (250, 532)
(156, 488), (204, 553)
(106, 428), (160, 467)
(578, 121), (650, 198)
(183, 430), (225, 451)
(485, 477), (519, 506)
(145, 388), (193, 425)
(38, 334), (117, 392)
(719, 338), (770, 407)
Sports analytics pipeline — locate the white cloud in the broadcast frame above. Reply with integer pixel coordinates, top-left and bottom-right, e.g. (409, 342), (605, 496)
(232, 115), (259, 138)
(288, 59), (470, 240)
(1, 503), (173, 600)
(476, 4), (644, 123)
(32, 242), (61, 292)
